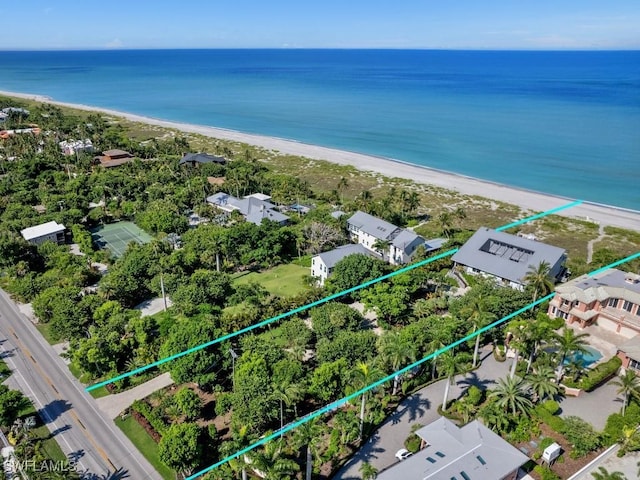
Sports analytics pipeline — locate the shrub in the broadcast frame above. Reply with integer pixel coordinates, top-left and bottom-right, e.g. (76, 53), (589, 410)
(405, 433), (421, 453)
(533, 465), (561, 480)
(562, 416), (601, 458)
(542, 399), (560, 415)
(214, 392), (233, 417)
(131, 399), (167, 436)
(602, 401), (640, 446)
(534, 404), (565, 434)
(578, 356), (621, 392)
(466, 386), (484, 406)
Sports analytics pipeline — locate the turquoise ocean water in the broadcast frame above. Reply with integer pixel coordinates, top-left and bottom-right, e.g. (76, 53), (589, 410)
(0, 49), (638, 209)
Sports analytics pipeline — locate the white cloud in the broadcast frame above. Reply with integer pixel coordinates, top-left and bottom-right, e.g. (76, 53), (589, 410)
(105, 38), (124, 49)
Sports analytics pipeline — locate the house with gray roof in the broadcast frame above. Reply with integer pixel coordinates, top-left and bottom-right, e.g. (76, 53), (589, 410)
(452, 227), (566, 291)
(346, 210), (426, 265)
(378, 417), (528, 480)
(549, 268), (640, 338)
(178, 152), (226, 166)
(206, 192), (289, 226)
(311, 244), (379, 286)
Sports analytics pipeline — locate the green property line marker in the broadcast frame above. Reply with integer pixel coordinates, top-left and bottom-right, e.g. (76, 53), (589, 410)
(86, 199), (582, 392)
(496, 199), (583, 232)
(185, 249), (640, 480)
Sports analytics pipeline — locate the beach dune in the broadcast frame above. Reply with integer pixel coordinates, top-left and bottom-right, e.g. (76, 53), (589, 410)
(2, 90), (638, 231)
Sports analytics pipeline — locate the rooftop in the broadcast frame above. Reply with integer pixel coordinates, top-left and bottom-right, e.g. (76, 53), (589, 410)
(452, 227), (566, 285)
(178, 152), (226, 165)
(378, 417), (528, 480)
(347, 211), (401, 241)
(20, 221), (66, 241)
(556, 269), (640, 306)
(316, 243), (377, 269)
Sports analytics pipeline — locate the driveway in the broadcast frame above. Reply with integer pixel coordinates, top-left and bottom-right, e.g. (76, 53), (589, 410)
(333, 346), (509, 479)
(332, 345), (624, 479)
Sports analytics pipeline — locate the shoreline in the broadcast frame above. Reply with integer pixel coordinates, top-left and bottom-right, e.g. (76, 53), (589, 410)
(2, 89), (639, 230)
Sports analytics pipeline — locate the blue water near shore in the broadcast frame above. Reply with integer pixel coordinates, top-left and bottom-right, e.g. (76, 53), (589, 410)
(0, 49), (638, 209)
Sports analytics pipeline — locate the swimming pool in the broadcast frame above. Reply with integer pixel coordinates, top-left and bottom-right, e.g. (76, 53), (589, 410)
(563, 346), (603, 368)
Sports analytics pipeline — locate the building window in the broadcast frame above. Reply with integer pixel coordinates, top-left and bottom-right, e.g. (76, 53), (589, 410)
(551, 306), (557, 315)
(629, 358), (640, 372)
(623, 300), (634, 313)
(608, 298), (619, 308)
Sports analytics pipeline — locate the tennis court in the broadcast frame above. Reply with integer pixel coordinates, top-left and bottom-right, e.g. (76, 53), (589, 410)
(91, 222), (153, 258)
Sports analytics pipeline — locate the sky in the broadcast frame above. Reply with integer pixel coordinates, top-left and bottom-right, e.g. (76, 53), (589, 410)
(1, 0), (639, 50)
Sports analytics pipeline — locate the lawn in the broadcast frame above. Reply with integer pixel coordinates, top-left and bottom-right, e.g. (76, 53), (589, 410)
(233, 263), (310, 297)
(115, 415), (175, 480)
(35, 322), (58, 345)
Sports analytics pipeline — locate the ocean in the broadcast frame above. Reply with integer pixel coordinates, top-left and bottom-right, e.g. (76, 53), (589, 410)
(0, 49), (638, 209)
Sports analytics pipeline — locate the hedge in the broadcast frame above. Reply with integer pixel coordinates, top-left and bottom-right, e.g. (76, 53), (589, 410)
(131, 399), (167, 436)
(579, 356), (621, 392)
(534, 404), (565, 434)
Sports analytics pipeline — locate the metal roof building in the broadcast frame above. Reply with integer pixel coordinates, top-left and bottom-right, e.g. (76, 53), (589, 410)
(452, 227), (566, 289)
(378, 417), (528, 480)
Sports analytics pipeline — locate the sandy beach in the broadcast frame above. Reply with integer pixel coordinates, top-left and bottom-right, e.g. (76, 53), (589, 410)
(2, 90), (639, 231)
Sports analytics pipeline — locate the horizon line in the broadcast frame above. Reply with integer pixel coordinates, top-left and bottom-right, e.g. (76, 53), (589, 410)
(2, 47), (640, 53)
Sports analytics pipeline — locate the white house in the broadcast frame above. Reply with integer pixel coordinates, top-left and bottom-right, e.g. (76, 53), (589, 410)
(206, 192), (289, 226)
(311, 244), (376, 286)
(346, 211), (425, 265)
(20, 221), (66, 245)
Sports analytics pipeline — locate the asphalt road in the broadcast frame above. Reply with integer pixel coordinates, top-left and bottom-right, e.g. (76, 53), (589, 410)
(0, 288), (162, 480)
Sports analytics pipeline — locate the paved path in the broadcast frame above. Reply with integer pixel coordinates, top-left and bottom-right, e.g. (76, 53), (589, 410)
(96, 373), (174, 419)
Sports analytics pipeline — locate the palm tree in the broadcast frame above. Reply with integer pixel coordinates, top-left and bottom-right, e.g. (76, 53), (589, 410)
(591, 466), (627, 480)
(292, 419), (324, 480)
(372, 238), (391, 259)
(440, 350), (466, 411)
(453, 206), (467, 229)
(357, 190), (374, 211)
(523, 261), (555, 303)
(337, 177), (349, 204)
(506, 317), (530, 379)
(249, 440), (299, 480)
(554, 327), (590, 379)
(461, 295), (495, 368)
(489, 375), (533, 416)
(437, 211), (453, 238)
(349, 361), (385, 439)
(378, 332), (417, 395)
(526, 365), (559, 403)
(271, 380), (303, 432)
(360, 461), (379, 480)
(478, 399), (510, 433)
(612, 370), (640, 416)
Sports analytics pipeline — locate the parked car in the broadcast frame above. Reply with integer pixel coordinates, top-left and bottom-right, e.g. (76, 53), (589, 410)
(395, 448), (413, 461)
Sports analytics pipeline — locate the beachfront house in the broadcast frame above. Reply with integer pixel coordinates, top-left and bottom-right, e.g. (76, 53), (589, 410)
(206, 192), (289, 226)
(377, 417), (529, 480)
(346, 210), (425, 265)
(452, 227), (566, 291)
(311, 244), (379, 286)
(178, 152), (227, 167)
(617, 335), (640, 374)
(549, 269), (640, 338)
(21, 221), (66, 246)
(59, 139), (94, 156)
(94, 149), (134, 168)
